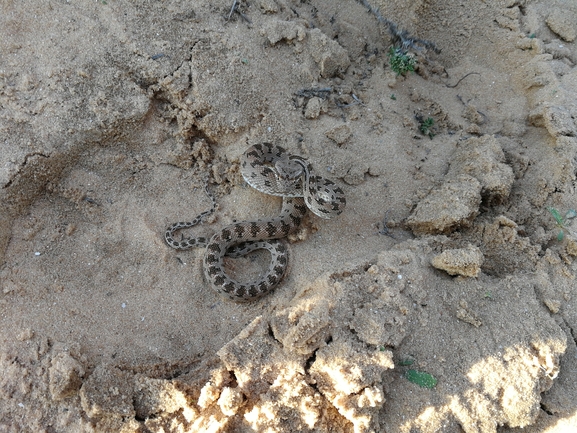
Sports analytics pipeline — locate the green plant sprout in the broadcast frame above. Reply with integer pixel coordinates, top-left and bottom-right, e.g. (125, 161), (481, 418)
(388, 47), (416, 76)
(547, 207), (577, 241)
(419, 116), (435, 139)
(405, 369), (437, 388)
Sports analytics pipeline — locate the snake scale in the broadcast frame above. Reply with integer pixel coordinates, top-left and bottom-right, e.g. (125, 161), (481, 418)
(164, 143), (346, 301)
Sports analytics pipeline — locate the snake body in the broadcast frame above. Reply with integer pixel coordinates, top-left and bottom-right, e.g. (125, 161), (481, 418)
(165, 143), (345, 301)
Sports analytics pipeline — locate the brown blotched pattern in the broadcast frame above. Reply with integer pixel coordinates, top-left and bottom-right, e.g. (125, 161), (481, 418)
(165, 144), (346, 301)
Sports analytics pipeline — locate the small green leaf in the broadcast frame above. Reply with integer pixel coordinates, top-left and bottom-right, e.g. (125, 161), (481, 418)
(558, 230), (564, 241)
(548, 207), (564, 225)
(405, 369), (437, 388)
(388, 47), (416, 76)
(419, 117), (435, 139)
(398, 358), (414, 366)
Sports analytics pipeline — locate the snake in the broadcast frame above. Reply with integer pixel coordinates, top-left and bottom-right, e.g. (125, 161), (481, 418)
(164, 143), (346, 301)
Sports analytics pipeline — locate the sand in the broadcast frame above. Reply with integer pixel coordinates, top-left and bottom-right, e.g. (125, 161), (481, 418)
(1, 0), (577, 431)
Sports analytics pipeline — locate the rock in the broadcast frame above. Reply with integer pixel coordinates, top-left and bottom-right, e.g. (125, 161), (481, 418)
(543, 40), (575, 64)
(542, 105), (577, 137)
(543, 298), (561, 314)
(407, 175), (482, 235)
(463, 104), (485, 125)
(448, 135), (514, 205)
(455, 300), (483, 327)
(431, 245), (484, 277)
(16, 328), (34, 341)
(49, 352), (85, 401)
(133, 376), (197, 421)
(308, 28), (351, 78)
(546, 9), (577, 42)
(261, 19), (306, 45)
(218, 386), (245, 416)
(257, 0), (279, 14)
(304, 97), (323, 119)
(325, 124), (352, 145)
(480, 216), (540, 275)
(516, 36), (544, 53)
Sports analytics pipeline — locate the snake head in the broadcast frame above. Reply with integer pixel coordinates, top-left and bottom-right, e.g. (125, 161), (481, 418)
(275, 157), (304, 181)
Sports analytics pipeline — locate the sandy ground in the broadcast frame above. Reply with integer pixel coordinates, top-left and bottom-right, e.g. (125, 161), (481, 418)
(1, 0), (577, 432)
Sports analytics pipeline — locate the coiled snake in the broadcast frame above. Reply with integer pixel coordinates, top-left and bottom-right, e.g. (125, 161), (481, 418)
(165, 143), (346, 301)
